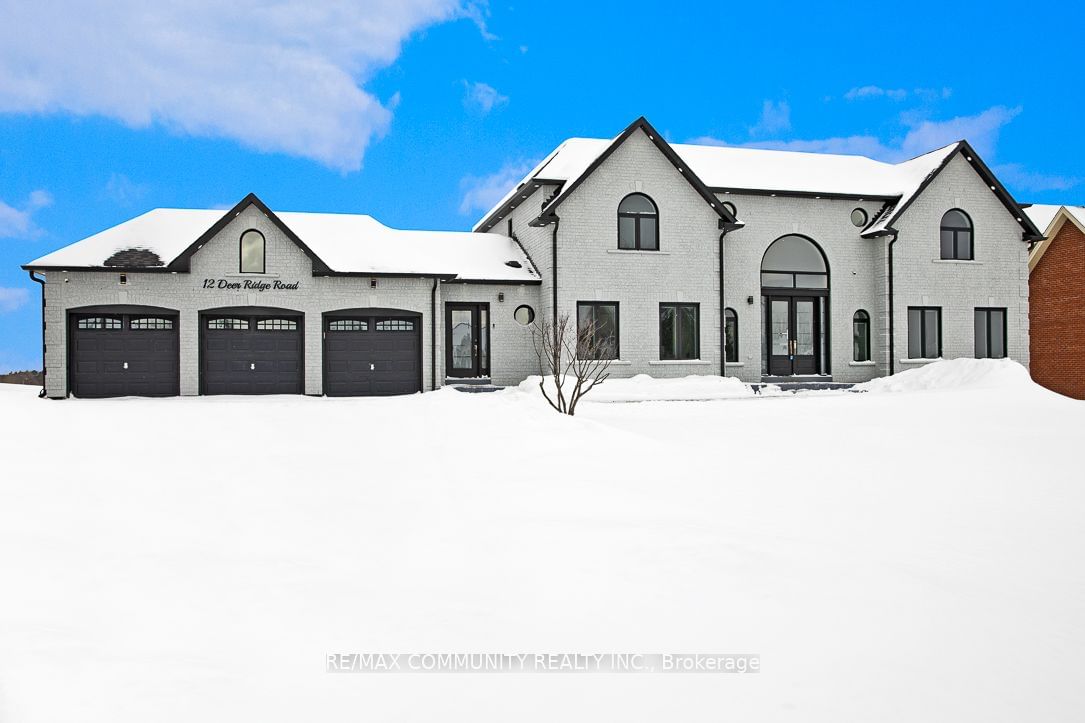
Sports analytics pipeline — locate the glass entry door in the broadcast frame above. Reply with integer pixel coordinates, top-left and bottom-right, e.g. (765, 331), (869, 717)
(766, 296), (820, 376)
(445, 303), (490, 378)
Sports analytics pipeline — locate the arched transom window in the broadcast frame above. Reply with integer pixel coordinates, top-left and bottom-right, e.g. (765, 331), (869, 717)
(940, 209), (973, 260)
(617, 193), (658, 250)
(760, 235), (827, 288)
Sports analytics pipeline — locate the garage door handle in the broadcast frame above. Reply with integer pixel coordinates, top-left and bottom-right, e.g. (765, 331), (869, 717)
(250, 363), (255, 371)
(123, 362), (128, 370)
(370, 363), (375, 371)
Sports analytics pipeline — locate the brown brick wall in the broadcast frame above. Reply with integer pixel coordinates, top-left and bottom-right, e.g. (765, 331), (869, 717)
(1030, 219), (1085, 399)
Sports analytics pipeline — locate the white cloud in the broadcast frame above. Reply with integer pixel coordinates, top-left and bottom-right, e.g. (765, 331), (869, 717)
(458, 159), (537, 215)
(0, 1), (487, 171)
(845, 85), (908, 101)
(844, 86), (953, 103)
(0, 190), (52, 239)
(993, 163), (1081, 193)
(749, 100), (790, 137)
(0, 287), (30, 313)
(462, 81), (508, 115)
(103, 173), (148, 206)
(899, 105), (1021, 159)
(694, 105), (1023, 163)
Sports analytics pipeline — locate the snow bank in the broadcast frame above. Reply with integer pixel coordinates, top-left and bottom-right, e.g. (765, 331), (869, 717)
(516, 373), (756, 403)
(855, 358), (1035, 393)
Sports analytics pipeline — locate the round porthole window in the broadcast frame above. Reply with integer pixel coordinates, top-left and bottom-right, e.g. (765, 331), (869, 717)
(850, 208), (868, 227)
(722, 201), (737, 218)
(514, 305), (535, 326)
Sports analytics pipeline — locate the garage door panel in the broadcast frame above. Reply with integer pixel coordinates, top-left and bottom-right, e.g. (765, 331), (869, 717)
(201, 314), (303, 395)
(323, 315), (419, 396)
(70, 313), (179, 398)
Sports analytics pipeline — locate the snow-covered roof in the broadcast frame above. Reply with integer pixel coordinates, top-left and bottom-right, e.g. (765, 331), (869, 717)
(1024, 203), (1085, 274)
(1023, 204), (1085, 235)
(474, 125), (962, 233)
(26, 204), (540, 283)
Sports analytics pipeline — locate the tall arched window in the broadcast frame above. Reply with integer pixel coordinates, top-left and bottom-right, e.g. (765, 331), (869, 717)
(853, 310), (870, 362)
(724, 308), (738, 363)
(940, 209), (973, 260)
(239, 229), (265, 273)
(617, 193), (658, 250)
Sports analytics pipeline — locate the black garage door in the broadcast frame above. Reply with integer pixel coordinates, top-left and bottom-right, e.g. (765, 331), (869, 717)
(201, 312), (303, 395)
(69, 312), (179, 398)
(323, 313), (421, 396)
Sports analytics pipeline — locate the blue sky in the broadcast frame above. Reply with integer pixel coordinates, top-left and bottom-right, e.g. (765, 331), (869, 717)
(1, 0), (1083, 371)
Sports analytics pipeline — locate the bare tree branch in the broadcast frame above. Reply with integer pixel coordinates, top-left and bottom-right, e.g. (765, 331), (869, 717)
(530, 313), (614, 416)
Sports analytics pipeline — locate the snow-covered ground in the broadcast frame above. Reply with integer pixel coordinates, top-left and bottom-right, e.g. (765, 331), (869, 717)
(1, 360), (1083, 721)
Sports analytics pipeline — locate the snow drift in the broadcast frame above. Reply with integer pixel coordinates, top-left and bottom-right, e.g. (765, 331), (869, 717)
(855, 358), (1036, 394)
(516, 373), (757, 403)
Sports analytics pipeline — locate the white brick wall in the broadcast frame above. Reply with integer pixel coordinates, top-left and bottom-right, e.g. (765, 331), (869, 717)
(551, 128), (724, 378)
(720, 195), (887, 383)
(891, 154), (1030, 369)
(42, 204), (542, 396)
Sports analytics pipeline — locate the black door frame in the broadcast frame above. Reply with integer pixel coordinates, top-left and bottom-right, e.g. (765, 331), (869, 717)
(762, 290), (830, 377)
(66, 304), (180, 398)
(321, 307), (423, 396)
(445, 302), (491, 378)
(198, 306), (304, 395)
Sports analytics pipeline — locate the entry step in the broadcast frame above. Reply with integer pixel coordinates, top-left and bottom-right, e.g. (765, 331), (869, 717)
(445, 378), (503, 393)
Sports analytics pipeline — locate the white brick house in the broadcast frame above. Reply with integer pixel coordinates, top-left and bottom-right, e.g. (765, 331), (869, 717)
(23, 117), (1041, 398)
(476, 117), (1041, 385)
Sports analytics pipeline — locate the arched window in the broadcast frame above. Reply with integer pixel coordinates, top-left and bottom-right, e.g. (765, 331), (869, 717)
(853, 310), (870, 362)
(239, 229), (265, 273)
(724, 308), (738, 363)
(760, 234), (827, 288)
(940, 209), (973, 260)
(617, 193), (658, 250)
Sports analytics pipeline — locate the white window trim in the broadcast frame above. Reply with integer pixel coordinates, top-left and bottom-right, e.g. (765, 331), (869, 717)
(606, 249), (671, 256)
(931, 259), (982, 265)
(648, 359), (711, 366)
(724, 361), (745, 367)
(848, 360), (877, 367)
(900, 357), (943, 365)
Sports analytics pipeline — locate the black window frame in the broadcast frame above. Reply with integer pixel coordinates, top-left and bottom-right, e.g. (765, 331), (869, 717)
(376, 319), (415, 332)
(255, 318), (298, 331)
(852, 309), (871, 362)
(907, 306), (942, 359)
(239, 228), (266, 274)
(724, 307), (738, 363)
(513, 304), (535, 326)
(659, 303), (700, 361)
(576, 301), (620, 360)
(939, 209), (974, 261)
(328, 319), (368, 332)
(207, 317), (249, 330)
(616, 193), (659, 251)
(974, 307), (1008, 359)
(130, 317), (174, 330)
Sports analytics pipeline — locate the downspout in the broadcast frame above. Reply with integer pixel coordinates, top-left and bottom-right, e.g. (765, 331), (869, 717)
(551, 216), (560, 326)
(27, 270), (46, 398)
(887, 231), (899, 375)
(719, 230), (727, 377)
(431, 276), (439, 390)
